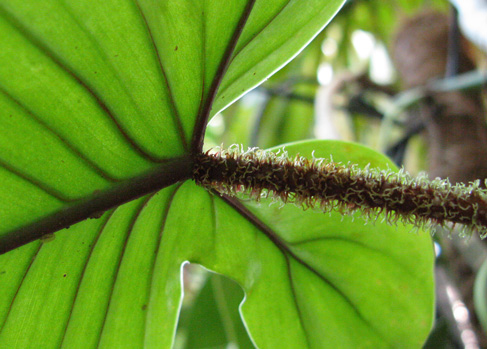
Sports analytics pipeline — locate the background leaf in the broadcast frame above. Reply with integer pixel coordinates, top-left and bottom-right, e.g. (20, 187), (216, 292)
(474, 257), (487, 333)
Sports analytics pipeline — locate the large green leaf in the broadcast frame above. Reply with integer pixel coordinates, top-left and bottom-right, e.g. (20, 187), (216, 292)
(0, 140), (435, 347)
(0, 0), (345, 252)
(0, 1), (436, 347)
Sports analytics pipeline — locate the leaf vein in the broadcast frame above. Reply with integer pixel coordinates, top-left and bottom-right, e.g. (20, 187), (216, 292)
(286, 256), (311, 347)
(96, 195), (154, 346)
(220, 195), (388, 341)
(0, 157), (71, 203)
(0, 5), (160, 163)
(0, 82), (118, 184)
(218, 2), (322, 100)
(230, 0), (291, 61)
(142, 184), (182, 344)
(191, 0), (257, 153)
(57, 0), (168, 162)
(0, 242), (42, 334)
(132, 0), (189, 152)
(290, 236), (416, 278)
(58, 210), (115, 347)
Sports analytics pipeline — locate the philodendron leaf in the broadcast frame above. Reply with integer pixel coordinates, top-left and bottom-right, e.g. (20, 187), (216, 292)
(0, 0), (345, 253)
(0, 140), (435, 347)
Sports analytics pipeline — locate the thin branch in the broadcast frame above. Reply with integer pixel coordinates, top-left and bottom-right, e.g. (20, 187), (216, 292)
(385, 70), (487, 121)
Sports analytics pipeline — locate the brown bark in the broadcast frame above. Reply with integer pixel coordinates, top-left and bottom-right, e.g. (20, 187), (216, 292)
(392, 11), (487, 184)
(392, 11), (487, 346)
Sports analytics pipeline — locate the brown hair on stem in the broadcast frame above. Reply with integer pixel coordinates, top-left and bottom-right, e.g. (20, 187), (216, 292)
(193, 146), (487, 237)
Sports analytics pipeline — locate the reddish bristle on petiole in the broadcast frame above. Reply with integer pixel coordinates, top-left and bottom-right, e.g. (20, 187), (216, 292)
(193, 146), (487, 237)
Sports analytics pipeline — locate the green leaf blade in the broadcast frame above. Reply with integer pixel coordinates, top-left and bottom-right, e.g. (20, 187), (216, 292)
(0, 0), (187, 160)
(213, 0), (345, 115)
(0, 216), (107, 347)
(0, 2), (437, 348)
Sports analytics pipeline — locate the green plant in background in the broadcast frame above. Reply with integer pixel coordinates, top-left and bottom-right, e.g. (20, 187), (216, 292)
(0, 1), (438, 347)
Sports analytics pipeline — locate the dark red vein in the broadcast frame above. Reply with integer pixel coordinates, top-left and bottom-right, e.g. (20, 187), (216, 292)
(191, 0), (257, 153)
(0, 157), (71, 203)
(132, 0), (188, 152)
(216, 1), (291, 99)
(58, 1), (170, 160)
(58, 210), (114, 347)
(95, 196), (152, 346)
(0, 242), (42, 334)
(229, 0), (291, 61)
(286, 258), (310, 347)
(290, 236), (416, 278)
(218, 3), (321, 100)
(194, 7), (207, 143)
(0, 86), (118, 183)
(0, 5), (160, 163)
(219, 194), (385, 339)
(142, 184), (182, 342)
(0, 156), (193, 255)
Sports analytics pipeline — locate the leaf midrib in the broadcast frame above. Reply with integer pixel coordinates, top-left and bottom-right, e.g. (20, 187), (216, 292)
(190, 0), (257, 153)
(0, 156), (193, 254)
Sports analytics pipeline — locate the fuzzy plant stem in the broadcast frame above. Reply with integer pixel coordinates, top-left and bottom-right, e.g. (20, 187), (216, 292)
(193, 146), (487, 237)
